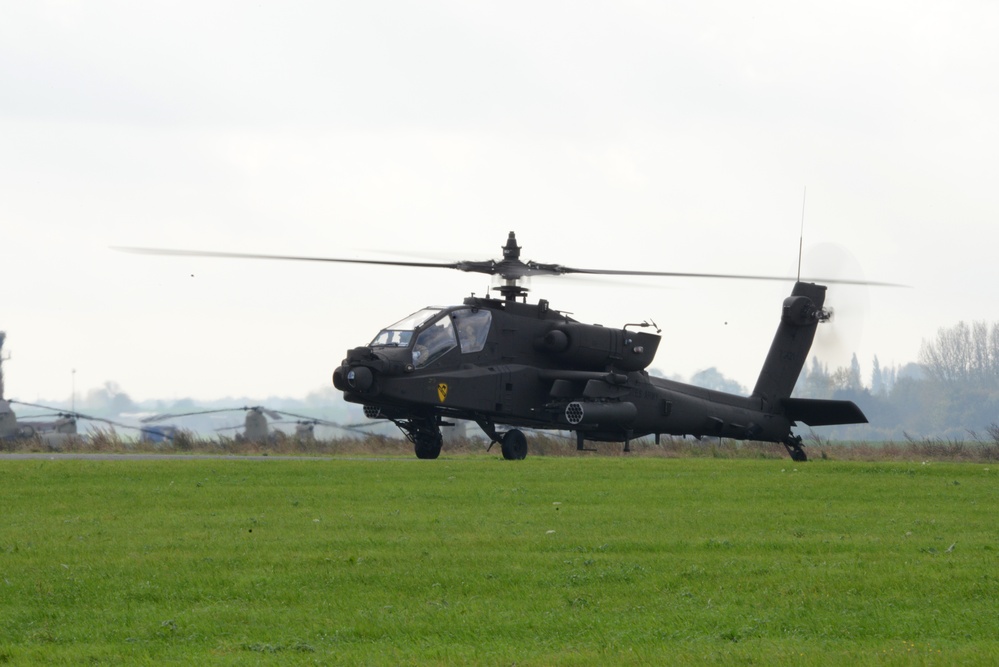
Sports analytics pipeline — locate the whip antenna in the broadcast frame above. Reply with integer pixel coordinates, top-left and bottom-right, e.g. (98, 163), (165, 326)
(797, 186), (807, 282)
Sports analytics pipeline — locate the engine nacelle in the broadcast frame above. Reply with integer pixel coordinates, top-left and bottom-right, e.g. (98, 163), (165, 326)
(537, 323), (660, 372)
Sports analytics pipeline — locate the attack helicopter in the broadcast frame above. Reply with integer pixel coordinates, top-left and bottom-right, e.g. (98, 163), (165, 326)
(117, 231), (892, 462)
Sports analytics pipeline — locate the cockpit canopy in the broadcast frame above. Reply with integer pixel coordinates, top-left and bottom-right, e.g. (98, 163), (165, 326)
(369, 308), (441, 347)
(370, 306), (493, 368)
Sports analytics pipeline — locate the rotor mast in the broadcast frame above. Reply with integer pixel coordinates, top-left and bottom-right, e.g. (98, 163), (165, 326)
(496, 232), (530, 302)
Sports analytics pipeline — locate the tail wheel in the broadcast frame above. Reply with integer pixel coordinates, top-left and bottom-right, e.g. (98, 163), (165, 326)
(501, 429), (528, 460)
(783, 436), (808, 462)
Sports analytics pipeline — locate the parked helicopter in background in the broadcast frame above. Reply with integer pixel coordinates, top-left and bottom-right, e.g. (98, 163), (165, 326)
(266, 410), (386, 441)
(1, 398), (76, 445)
(0, 332), (168, 447)
(5, 399), (172, 446)
(118, 232), (897, 461)
(140, 405), (377, 443)
(142, 406), (282, 442)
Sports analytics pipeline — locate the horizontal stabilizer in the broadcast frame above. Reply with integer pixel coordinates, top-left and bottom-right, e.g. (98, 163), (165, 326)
(781, 398), (868, 426)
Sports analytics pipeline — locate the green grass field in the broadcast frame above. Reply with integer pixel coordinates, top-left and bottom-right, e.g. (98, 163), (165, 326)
(2, 455), (997, 665)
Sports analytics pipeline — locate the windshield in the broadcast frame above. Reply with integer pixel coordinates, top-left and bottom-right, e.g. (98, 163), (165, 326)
(370, 308), (442, 347)
(413, 316), (457, 368)
(453, 308), (492, 353)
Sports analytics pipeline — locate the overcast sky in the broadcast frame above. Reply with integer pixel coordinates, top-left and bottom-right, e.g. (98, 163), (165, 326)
(2, 1), (998, 404)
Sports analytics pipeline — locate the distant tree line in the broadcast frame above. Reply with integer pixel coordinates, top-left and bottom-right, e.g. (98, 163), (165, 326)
(794, 320), (999, 441)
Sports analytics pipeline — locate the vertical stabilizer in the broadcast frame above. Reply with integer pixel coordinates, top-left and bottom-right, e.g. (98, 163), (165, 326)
(752, 282), (828, 407)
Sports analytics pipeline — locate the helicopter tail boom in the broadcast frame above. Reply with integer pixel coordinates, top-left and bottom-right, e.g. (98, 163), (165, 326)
(751, 281), (867, 429)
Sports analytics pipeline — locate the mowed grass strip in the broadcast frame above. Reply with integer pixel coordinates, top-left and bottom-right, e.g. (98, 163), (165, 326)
(1, 456), (997, 665)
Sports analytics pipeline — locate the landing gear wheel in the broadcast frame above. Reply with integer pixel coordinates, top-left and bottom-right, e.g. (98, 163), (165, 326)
(783, 436), (808, 462)
(501, 429), (528, 460)
(414, 432), (442, 459)
(397, 415), (443, 459)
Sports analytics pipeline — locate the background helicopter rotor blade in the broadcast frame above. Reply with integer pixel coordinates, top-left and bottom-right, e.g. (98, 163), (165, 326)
(270, 409), (320, 421)
(266, 409), (387, 435)
(9, 399), (71, 413)
(254, 407), (284, 421)
(268, 409), (338, 425)
(141, 406), (283, 423)
(10, 400), (175, 439)
(141, 408), (246, 423)
(12, 410), (64, 419)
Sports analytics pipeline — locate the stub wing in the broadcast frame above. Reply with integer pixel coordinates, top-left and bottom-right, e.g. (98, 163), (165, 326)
(781, 398), (868, 427)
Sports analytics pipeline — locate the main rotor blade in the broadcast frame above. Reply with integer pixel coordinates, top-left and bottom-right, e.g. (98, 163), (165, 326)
(114, 246), (904, 287)
(114, 247), (463, 270)
(554, 266), (905, 287)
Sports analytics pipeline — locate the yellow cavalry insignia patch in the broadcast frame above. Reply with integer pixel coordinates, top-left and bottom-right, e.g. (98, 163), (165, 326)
(437, 383), (448, 403)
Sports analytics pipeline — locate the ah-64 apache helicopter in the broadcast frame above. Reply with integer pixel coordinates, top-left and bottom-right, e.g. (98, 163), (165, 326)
(118, 232), (890, 462)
